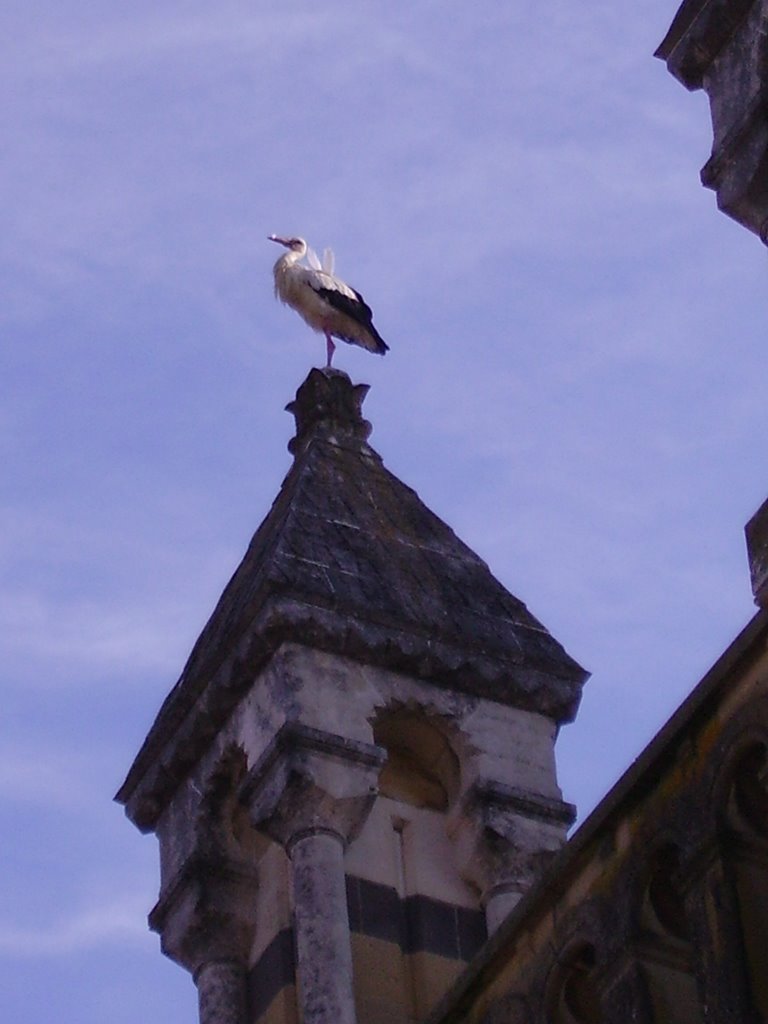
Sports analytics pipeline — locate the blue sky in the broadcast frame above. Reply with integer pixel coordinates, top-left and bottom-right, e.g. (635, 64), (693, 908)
(3, 3), (767, 1021)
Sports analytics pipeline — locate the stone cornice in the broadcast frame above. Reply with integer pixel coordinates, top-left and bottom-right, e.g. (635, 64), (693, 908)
(239, 722), (386, 850)
(655, 0), (759, 89)
(117, 605), (584, 833)
(468, 778), (576, 827)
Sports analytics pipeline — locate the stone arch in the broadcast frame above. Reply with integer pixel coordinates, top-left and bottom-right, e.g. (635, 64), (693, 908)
(347, 704), (483, 1024)
(197, 744), (261, 861)
(545, 940), (602, 1024)
(371, 703), (462, 811)
(640, 843), (689, 941)
(706, 695), (768, 821)
(724, 738), (768, 838)
(631, 841), (703, 1023)
(538, 902), (610, 1024)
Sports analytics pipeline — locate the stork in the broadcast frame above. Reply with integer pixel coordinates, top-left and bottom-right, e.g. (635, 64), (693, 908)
(268, 235), (389, 367)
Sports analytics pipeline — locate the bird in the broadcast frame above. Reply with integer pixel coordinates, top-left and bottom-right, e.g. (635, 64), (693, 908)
(268, 235), (389, 367)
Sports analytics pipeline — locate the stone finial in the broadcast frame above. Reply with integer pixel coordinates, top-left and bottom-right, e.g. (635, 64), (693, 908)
(286, 367), (372, 456)
(746, 497), (768, 607)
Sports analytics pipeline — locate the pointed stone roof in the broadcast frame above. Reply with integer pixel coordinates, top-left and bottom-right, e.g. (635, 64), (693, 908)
(118, 368), (587, 829)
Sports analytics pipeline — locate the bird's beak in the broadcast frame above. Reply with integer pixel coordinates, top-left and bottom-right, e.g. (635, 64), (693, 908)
(268, 234), (289, 247)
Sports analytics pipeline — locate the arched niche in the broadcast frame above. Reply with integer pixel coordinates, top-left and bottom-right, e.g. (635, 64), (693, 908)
(729, 740), (768, 839)
(546, 942), (602, 1024)
(372, 707), (460, 812)
(640, 844), (689, 942)
(198, 745), (262, 861)
(635, 843), (702, 1023)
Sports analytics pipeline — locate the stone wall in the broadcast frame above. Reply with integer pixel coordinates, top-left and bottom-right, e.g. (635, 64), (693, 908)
(139, 643), (575, 1024)
(430, 607), (768, 1024)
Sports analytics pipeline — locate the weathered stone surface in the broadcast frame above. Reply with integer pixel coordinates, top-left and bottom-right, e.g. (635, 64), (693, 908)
(240, 721), (385, 849)
(656, 0), (768, 241)
(449, 779), (575, 933)
(290, 831), (357, 1024)
(427, 609), (768, 1024)
(149, 853), (257, 973)
(116, 368), (591, 1024)
(117, 368), (587, 832)
(196, 960), (249, 1024)
(237, 722), (384, 1024)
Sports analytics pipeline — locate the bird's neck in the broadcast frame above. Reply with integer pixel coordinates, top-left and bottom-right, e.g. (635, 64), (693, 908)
(274, 250), (303, 274)
(273, 250), (304, 300)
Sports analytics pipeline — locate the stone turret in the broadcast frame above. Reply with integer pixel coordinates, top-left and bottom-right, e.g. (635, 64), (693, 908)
(117, 368), (587, 1024)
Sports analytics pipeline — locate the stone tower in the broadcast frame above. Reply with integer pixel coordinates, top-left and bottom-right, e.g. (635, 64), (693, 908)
(116, 367), (587, 1024)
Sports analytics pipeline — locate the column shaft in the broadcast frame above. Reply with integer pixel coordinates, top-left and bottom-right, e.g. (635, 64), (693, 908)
(484, 884), (523, 934)
(290, 830), (357, 1024)
(196, 959), (248, 1024)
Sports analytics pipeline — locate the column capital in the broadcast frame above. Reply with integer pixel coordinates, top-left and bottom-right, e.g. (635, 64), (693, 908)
(450, 780), (574, 924)
(239, 722), (386, 851)
(149, 852), (258, 974)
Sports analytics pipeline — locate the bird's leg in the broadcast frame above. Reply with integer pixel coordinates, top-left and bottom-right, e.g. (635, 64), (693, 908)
(325, 333), (336, 367)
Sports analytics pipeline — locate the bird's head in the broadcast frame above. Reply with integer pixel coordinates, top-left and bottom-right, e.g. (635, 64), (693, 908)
(268, 235), (307, 255)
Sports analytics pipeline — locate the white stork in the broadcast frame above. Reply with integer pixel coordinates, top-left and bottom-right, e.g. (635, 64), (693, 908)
(268, 235), (389, 367)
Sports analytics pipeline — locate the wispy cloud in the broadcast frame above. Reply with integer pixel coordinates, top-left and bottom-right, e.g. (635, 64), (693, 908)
(0, 588), (191, 678)
(0, 895), (149, 957)
(0, 746), (103, 811)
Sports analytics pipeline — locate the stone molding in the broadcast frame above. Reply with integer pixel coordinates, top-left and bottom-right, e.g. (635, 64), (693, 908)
(149, 852), (258, 974)
(428, 688), (768, 1024)
(239, 721), (386, 850)
(450, 780), (574, 917)
(469, 778), (576, 826)
(655, 0), (759, 89)
(657, 0), (768, 241)
(119, 617), (585, 835)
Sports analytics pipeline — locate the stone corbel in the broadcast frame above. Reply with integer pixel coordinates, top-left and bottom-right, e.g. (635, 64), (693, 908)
(150, 852), (258, 971)
(150, 853), (258, 1024)
(449, 779), (575, 933)
(239, 721), (386, 848)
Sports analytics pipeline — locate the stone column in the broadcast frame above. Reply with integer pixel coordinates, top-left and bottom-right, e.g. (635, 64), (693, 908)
(149, 854), (257, 1024)
(195, 960), (248, 1024)
(450, 780), (575, 935)
(241, 722), (385, 1024)
(484, 884), (525, 935)
(289, 828), (357, 1024)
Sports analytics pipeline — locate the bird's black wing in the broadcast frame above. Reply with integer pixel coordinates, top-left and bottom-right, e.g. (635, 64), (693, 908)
(312, 284), (389, 353)
(313, 284), (373, 326)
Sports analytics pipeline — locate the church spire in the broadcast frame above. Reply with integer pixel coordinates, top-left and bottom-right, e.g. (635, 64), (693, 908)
(118, 368), (587, 1024)
(118, 369), (586, 831)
